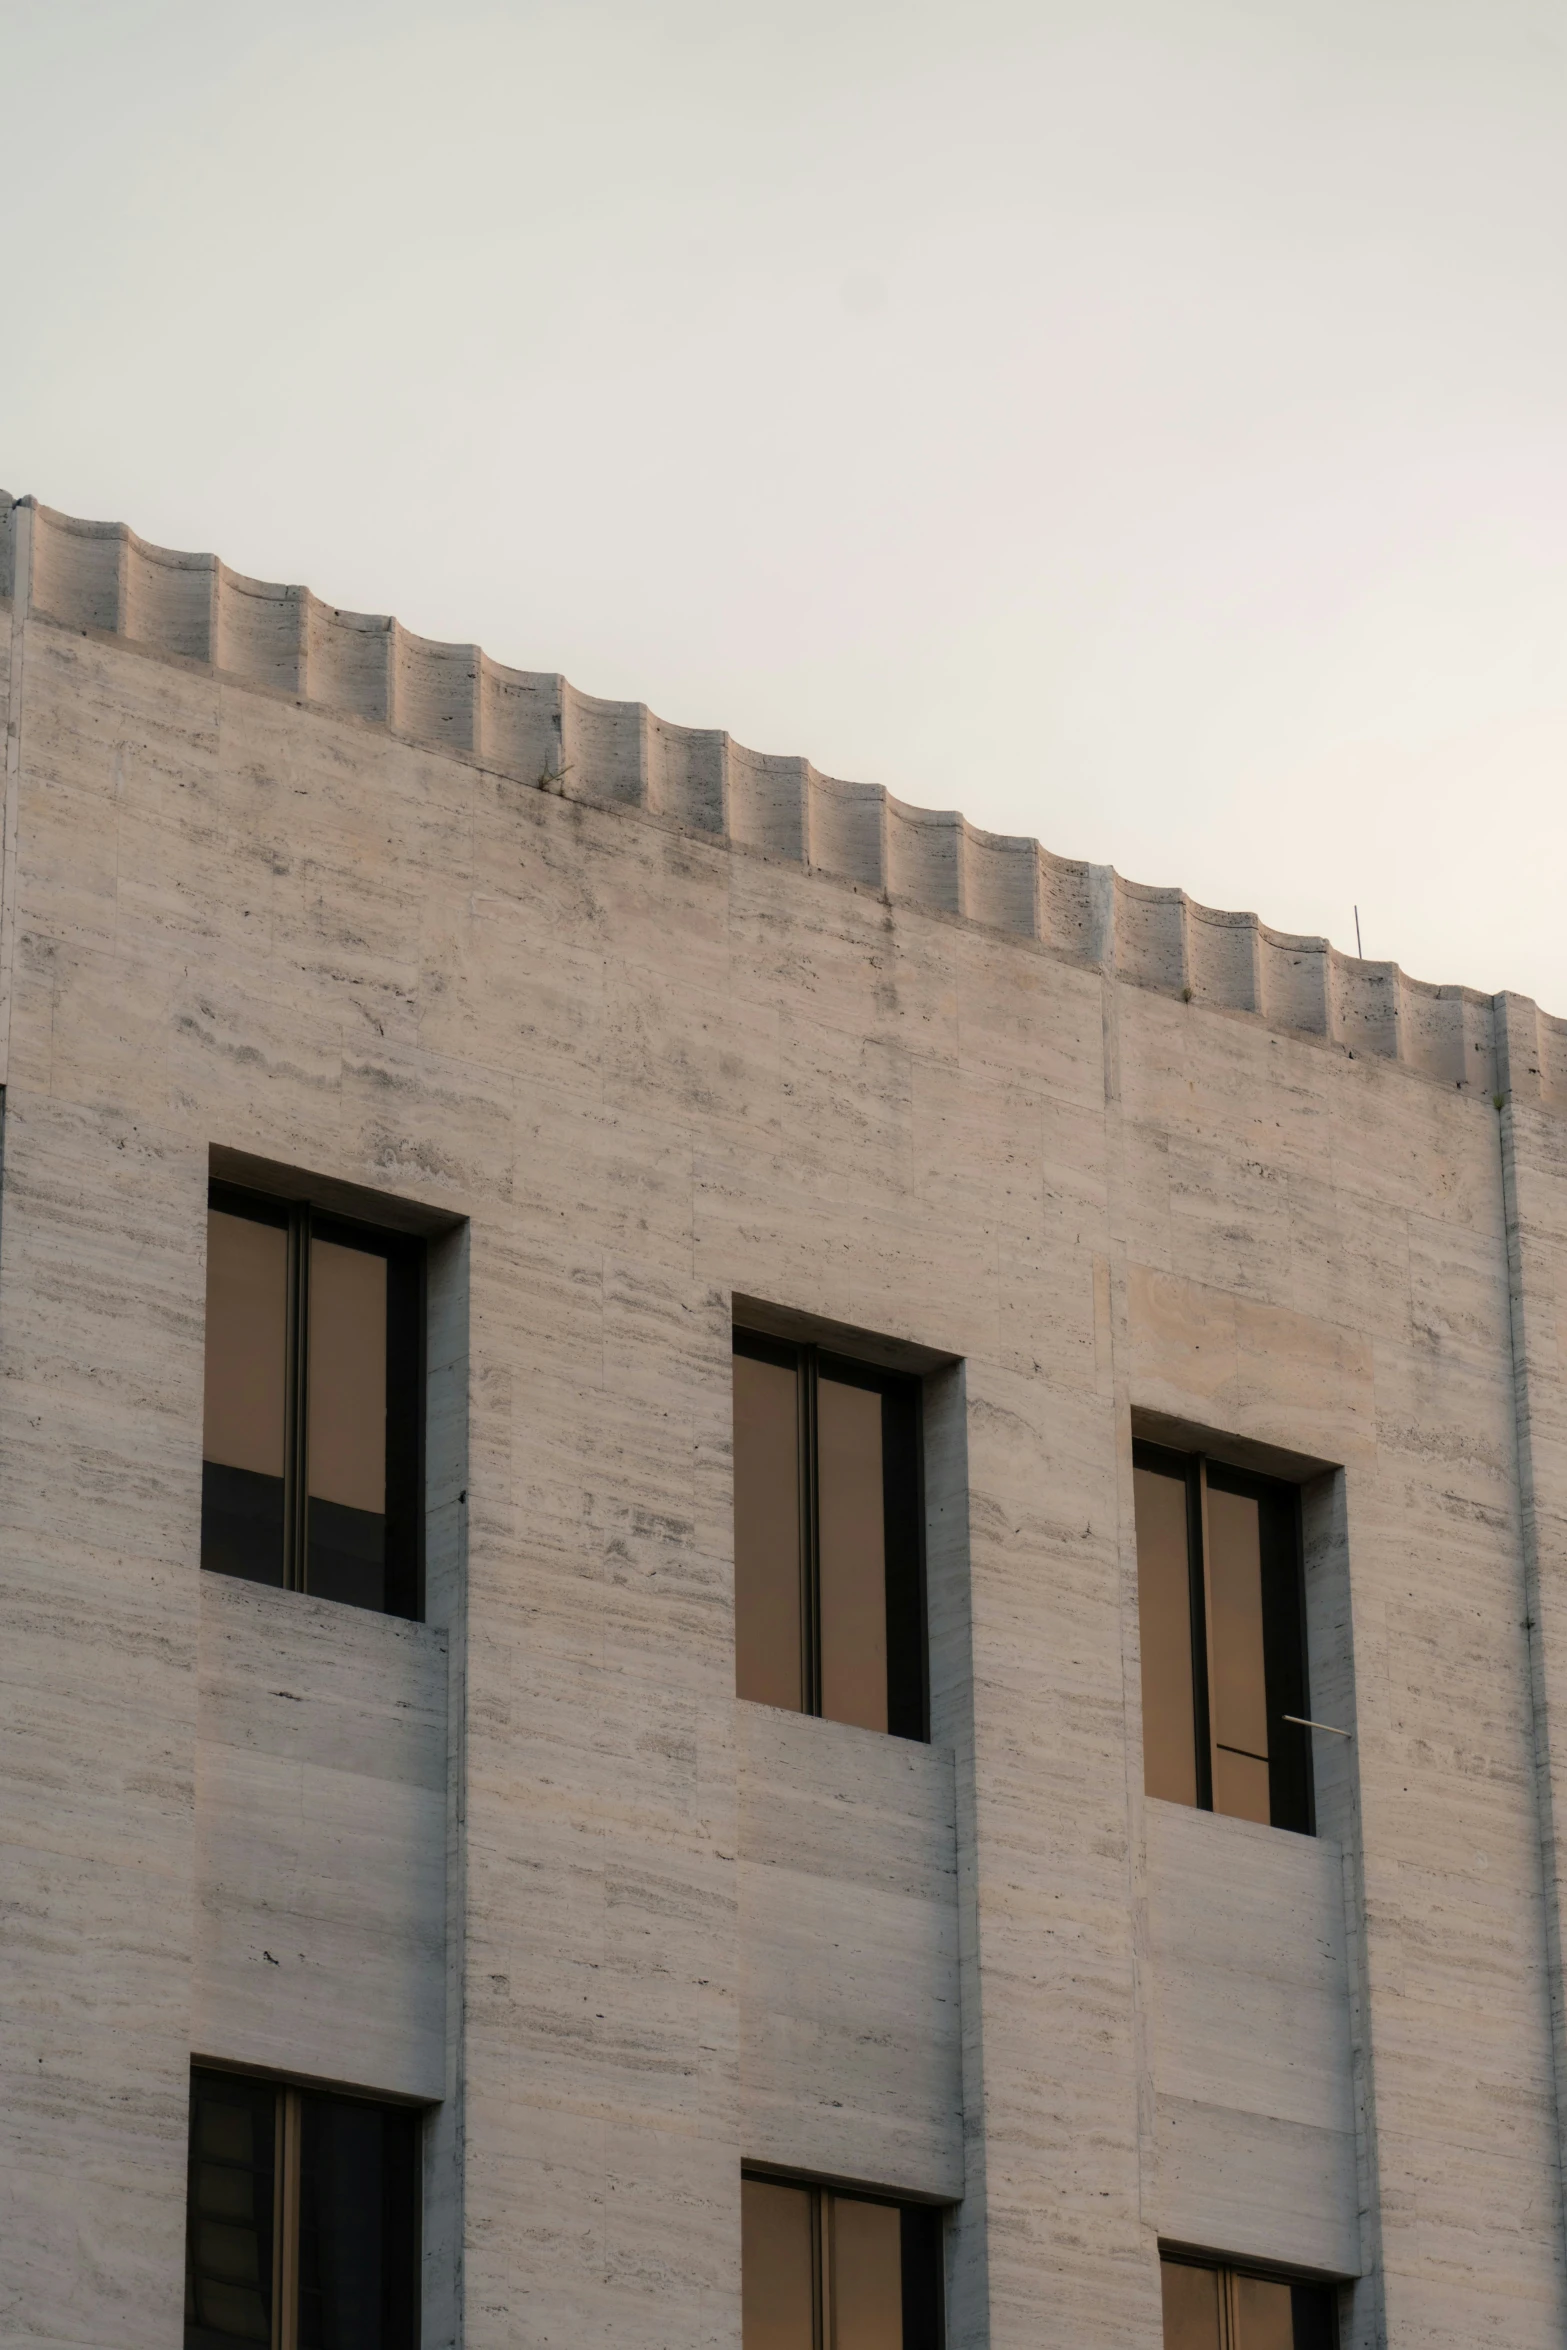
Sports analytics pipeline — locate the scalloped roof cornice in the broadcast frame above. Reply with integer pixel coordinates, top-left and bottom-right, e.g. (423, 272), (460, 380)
(3, 490), (1562, 1113)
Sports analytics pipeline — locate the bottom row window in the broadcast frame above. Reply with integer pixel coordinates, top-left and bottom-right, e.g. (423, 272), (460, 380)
(742, 2175), (942, 2350)
(1162, 2254), (1337, 2349)
(186, 2069), (1334, 2350)
(185, 2069), (420, 2350)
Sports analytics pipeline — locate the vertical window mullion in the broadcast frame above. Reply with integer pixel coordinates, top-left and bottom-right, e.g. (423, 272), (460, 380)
(284, 1207), (310, 1594)
(802, 1349), (822, 1720)
(1189, 1457), (1215, 1813)
(267, 2087), (302, 2350)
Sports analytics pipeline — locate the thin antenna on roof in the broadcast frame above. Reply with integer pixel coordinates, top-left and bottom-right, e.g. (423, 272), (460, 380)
(1354, 904), (1363, 959)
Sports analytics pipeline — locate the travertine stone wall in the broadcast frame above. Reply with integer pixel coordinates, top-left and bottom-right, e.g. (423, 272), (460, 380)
(737, 1703), (962, 2198)
(1111, 999), (1566, 2347)
(193, 1575), (449, 2102)
(1500, 1104), (1567, 2265)
(1145, 1800), (1356, 2278)
(1, 493), (1566, 2350)
(4, 490), (1566, 1113)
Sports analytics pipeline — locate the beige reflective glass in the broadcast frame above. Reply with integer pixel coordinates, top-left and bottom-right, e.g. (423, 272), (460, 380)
(204, 1212), (287, 1478)
(818, 1378), (888, 1733)
(1233, 2273), (1295, 2350)
(1209, 1745), (1270, 1824)
(734, 1354), (804, 1711)
(829, 2196), (902, 2350)
(1160, 2258), (1223, 2350)
(742, 2178), (815, 2350)
(307, 1239), (387, 1515)
(1207, 1485), (1270, 1825)
(1134, 1465), (1198, 1807)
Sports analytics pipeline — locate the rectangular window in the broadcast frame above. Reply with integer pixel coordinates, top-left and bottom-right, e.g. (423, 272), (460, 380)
(1133, 1443), (1312, 1835)
(185, 2067), (420, 2350)
(733, 1329), (926, 1739)
(202, 1185), (423, 1618)
(1160, 2254), (1337, 2347)
(741, 2175), (942, 2350)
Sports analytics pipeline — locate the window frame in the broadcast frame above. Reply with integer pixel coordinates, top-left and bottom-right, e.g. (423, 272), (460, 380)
(733, 1326), (929, 1742)
(204, 1182), (426, 1621)
(1133, 1440), (1314, 1836)
(740, 2167), (944, 2350)
(1159, 2249), (1339, 2347)
(185, 2063), (422, 2350)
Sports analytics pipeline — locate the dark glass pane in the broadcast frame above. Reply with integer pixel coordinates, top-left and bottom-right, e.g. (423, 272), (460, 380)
(734, 1349), (804, 1711)
(185, 2071), (276, 2350)
(879, 1380), (927, 1743)
(1233, 2272), (1294, 2350)
(307, 1498), (387, 1613)
(1255, 1478), (1313, 1836)
(830, 2194), (902, 2350)
(1207, 1484), (1271, 1824)
(297, 2093), (419, 2350)
(202, 1462), (285, 1588)
(742, 2178), (814, 2350)
(307, 1239), (388, 1613)
(1160, 2258), (1222, 2350)
(1289, 2283), (1339, 2350)
(1134, 1464), (1199, 1807)
(818, 1376), (888, 1733)
(203, 1211), (287, 1586)
(899, 2206), (943, 2350)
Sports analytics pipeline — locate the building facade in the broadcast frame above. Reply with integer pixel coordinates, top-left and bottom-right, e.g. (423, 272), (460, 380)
(1, 489), (1566, 2348)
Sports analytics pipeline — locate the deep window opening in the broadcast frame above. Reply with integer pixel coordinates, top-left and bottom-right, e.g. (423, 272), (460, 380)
(741, 2173), (942, 2350)
(1160, 2252), (1337, 2348)
(733, 1328), (927, 1740)
(1133, 1442), (1313, 1835)
(202, 1185), (424, 1619)
(185, 2067), (420, 2350)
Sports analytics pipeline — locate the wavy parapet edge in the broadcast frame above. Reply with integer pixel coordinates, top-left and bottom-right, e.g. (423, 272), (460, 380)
(2, 489), (1560, 1110)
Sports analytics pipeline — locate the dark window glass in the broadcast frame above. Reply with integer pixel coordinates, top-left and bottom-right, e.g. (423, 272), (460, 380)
(298, 2094), (420, 2350)
(742, 2175), (942, 2350)
(186, 2070), (420, 2350)
(1159, 2256), (1338, 2347)
(1133, 1444), (1313, 1836)
(201, 1187), (423, 1620)
(186, 2072), (277, 2350)
(733, 1330), (926, 1740)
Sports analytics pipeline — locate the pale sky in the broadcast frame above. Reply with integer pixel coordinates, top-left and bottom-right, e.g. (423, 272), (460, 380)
(8, 0), (1566, 1009)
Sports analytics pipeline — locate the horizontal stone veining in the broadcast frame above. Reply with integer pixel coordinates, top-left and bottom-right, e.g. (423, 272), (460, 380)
(737, 1702), (962, 2201)
(1144, 1799), (1357, 2278)
(3, 489), (1562, 1111)
(193, 1574), (449, 2103)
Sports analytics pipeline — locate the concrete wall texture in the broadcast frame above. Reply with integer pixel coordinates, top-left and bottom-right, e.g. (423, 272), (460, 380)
(1, 489), (1566, 2347)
